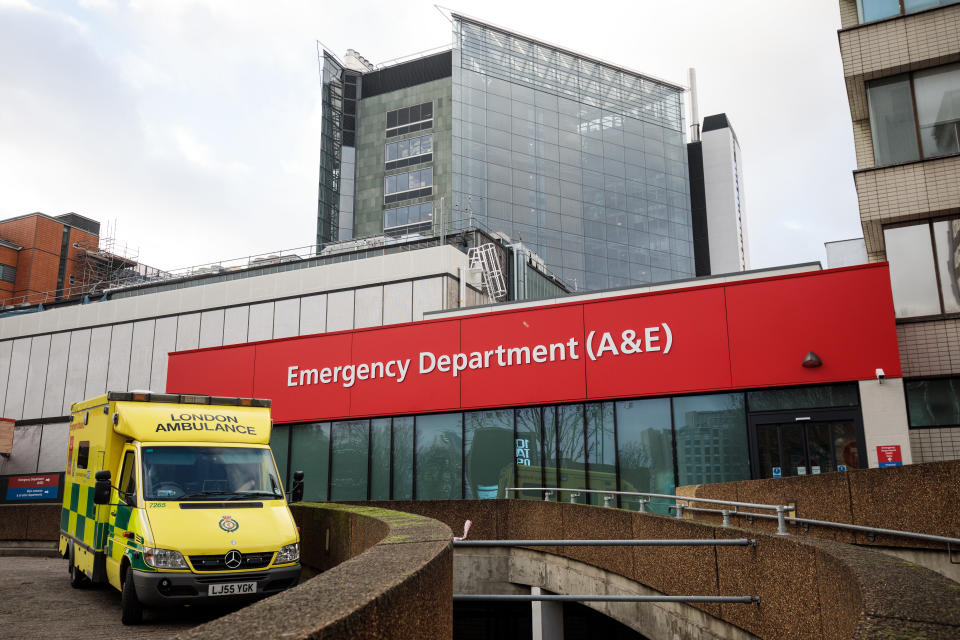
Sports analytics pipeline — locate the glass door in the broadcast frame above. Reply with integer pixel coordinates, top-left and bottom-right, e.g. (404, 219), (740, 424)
(749, 411), (864, 479)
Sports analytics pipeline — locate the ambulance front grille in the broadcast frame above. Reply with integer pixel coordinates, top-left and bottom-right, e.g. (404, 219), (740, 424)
(189, 552), (275, 571)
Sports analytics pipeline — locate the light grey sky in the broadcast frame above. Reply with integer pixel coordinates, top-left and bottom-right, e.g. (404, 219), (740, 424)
(0, 0), (858, 273)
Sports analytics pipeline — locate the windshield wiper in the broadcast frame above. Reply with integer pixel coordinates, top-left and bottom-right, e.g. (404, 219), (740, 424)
(237, 491), (283, 499)
(178, 491), (243, 500)
(178, 490), (282, 501)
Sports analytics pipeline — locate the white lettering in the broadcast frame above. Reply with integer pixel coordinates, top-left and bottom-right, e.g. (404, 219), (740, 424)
(420, 352), (436, 374)
(532, 345), (548, 363)
(437, 354), (451, 372)
(320, 368), (332, 384)
(396, 359), (410, 383)
(452, 353), (468, 377)
(287, 366), (298, 387)
(596, 332), (619, 357)
(299, 368), (319, 385)
(644, 326), (660, 352)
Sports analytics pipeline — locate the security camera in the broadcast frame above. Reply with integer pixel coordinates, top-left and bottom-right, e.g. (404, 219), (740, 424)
(875, 368), (885, 383)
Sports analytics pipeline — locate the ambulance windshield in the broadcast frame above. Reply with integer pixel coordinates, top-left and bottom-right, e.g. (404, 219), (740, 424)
(141, 446), (283, 501)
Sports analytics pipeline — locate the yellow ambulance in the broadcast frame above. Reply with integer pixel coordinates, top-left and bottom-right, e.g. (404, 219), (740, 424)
(58, 391), (303, 625)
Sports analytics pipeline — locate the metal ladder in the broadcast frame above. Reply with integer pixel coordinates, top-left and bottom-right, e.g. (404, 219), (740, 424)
(467, 243), (507, 301)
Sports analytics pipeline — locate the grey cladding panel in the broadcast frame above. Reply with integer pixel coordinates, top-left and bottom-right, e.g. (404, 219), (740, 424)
(151, 316), (177, 393)
(128, 320), (155, 392)
(63, 329), (91, 412)
(6, 338), (33, 420)
(248, 303), (274, 342)
(354, 287), (383, 329)
(37, 422), (69, 473)
(42, 332), (70, 418)
(106, 323), (133, 393)
(5, 425), (40, 474)
(299, 295), (327, 336)
(176, 313), (201, 351)
(0, 340), (13, 416)
(383, 282), (413, 326)
(84, 326), (111, 398)
(223, 306), (249, 346)
(412, 278), (444, 321)
(327, 291), (355, 332)
(23, 335), (51, 420)
(199, 310), (225, 348)
(273, 299), (300, 339)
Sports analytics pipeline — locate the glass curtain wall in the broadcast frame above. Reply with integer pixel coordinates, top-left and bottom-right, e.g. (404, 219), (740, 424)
(452, 17), (693, 291)
(270, 392), (787, 506)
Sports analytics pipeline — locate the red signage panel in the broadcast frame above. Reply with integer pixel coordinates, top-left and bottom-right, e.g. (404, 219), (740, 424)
(459, 305), (586, 409)
(583, 287), (731, 399)
(166, 265), (903, 424)
(350, 321), (462, 417)
(725, 267), (901, 388)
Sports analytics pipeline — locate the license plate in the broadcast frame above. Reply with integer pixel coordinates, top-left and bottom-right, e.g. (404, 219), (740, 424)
(208, 581), (257, 596)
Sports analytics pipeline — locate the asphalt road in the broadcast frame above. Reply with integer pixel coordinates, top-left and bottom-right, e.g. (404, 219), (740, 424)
(0, 556), (243, 639)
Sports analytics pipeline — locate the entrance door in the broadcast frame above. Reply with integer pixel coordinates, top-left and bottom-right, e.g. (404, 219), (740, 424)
(749, 410), (864, 479)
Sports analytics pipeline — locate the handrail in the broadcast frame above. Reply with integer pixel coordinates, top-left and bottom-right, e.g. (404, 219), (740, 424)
(453, 538), (756, 547)
(679, 504), (960, 558)
(505, 487), (793, 535)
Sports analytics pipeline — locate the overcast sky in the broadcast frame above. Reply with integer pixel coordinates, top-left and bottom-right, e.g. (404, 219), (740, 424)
(0, 0), (858, 273)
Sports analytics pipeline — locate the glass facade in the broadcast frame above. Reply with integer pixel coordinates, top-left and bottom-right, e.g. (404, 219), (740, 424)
(269, 390), (787, 507)
(906, 377), (960, 427)
(883, 219), (960, 318)
(857, 0), (960, 24)
(452, 17), (694, 290)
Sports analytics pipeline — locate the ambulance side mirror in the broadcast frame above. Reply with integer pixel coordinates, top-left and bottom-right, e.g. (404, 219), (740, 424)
(291, 470), (305, 503)
(94, 470), (112, 505)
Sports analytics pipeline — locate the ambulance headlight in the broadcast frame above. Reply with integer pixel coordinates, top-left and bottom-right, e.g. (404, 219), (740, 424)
(143, 546), (188, 569)
(275, 543), (299, 564)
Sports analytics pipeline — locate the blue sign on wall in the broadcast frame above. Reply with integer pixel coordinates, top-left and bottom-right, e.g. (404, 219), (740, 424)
(772, 466), (782, 479)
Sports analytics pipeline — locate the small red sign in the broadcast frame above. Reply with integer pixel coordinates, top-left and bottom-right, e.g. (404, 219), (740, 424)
(7, 474), (59, 488)
(876, 445), (902, 464)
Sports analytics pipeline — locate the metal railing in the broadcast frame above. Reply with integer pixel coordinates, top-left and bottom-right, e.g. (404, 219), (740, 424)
(506, 487), (960, 562)
(454, 594), (760, 604)
(505, 487), (793, 535)
(453, 538), (756, 548)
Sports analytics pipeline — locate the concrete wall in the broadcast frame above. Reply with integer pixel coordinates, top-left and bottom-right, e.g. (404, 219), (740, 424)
(858, 378), (912, 466)
(701, 125), (748, 273)
(0, 246), (474, 475)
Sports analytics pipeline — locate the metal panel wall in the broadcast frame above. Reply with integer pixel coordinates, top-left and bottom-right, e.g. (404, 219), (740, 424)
(5, 338), (32, 419)
(299, 295), (327, 336)
(0, 340), (12, 416)
(128, 320), (155, 392)
(175, 313), (201, 351)
(248, 303), (275, 342)
(42, 332), (70, 417)
(106, 323), (133, 393)
(84, 326), (111, 398)
(223, 306), (250, 346)
(23, 335), (50, 420)
(63, 329), (91, 412)
(199, 310), (225, 348)
(412, 278), (443, 321)
(150, 317), (178, 393)
(383, 282), (413, 326)
(273, 299), (300, 339)
(3, 424), (40, 473)
(37, 422), (69, 472)
(327, 290), (355, 331)
(354, 287), (383, 329)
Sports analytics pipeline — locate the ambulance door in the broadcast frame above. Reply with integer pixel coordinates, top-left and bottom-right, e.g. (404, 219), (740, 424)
(106, 447), (138, 589)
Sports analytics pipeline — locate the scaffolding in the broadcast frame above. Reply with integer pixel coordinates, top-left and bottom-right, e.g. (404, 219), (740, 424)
(468, 243), (507, 301)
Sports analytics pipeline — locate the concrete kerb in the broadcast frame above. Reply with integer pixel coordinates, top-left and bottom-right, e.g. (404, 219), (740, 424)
(178, 502), (454, 640)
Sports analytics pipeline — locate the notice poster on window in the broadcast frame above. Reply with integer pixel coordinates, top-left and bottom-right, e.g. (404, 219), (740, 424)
(2, 473), (63, 503)
(877, 445), (903, 468)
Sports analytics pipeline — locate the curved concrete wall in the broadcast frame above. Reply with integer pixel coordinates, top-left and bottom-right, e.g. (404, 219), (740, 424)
(365, 500), (960, 639)
(180, 503), (453, 640)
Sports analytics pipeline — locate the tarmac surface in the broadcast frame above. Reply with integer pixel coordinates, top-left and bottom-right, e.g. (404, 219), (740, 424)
(0, 556), (243, 639)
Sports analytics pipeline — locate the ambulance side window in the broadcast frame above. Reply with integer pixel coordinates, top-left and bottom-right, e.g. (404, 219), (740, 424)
(77, 441), (90, 469)
(118, 451), (137, 506)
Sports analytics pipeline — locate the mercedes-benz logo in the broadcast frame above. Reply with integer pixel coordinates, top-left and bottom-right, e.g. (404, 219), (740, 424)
(224, 549), (243, 569)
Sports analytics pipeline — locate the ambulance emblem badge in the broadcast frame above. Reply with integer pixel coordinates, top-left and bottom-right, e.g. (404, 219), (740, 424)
(219, 515), (239, 532)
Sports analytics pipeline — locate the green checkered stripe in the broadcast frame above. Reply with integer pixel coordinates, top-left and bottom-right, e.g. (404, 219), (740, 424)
(60, 482), (107, 551)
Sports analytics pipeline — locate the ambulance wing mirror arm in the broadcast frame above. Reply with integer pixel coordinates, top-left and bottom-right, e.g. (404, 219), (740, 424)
(93, 470), (112, 505)
(290, 470), (305, 503)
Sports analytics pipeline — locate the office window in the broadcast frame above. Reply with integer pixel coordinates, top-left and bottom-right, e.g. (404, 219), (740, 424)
(290, 423), (330, 501)
(331, 420), (369, 501)
(867, 64), (960, 165)
(884, 220), (960, 317)
(370, 418), (391, 500)
(385, 134), (433, 170)
(393, 417), (414, 499)
(905, 377), (960, 427)
(384, 202), (434, 231)
(384, 168), (433, 204)
(858, 0), (960, 23)
(386, 102), (433, 138)
(270, 424), (290, 487)
(615, 398), (673, 513)
(464, 410), (514, 499)
(673, 393), (749, 486)
(585, 402), (616, 505)
(416, 413), (462, 499)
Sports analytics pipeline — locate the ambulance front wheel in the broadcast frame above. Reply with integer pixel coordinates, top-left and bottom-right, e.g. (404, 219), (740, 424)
(121, 568), (144, 625)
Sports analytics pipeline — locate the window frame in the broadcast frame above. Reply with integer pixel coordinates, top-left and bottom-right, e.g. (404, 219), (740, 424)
(903, 375), (960, 428)
(883, 216), (960, 319)
(857, 0), (960, 25)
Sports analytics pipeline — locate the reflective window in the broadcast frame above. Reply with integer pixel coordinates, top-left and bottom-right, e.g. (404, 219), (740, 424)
(385, 134), (433, 170)
(386, 102), (433, 138)
(859, 0), (960, 23)
(384, 202), (434, 231)
(384, 168), (433, 204)
(556, 404), (587, 503)
(884, 223), (942, 317)
(585, 402), (615, 505)
(370, 418), (391, 500)
(906, 377), (960, 427)
(615, 398), (673, 513)
(515, 407), (544, 499)
(270, 424), (290, 487)
(747, 384), (859, 412)
(933, 220), (960, 313)
(673, 393), (749, 486)
(291, 423), (330, 501)
(416, 413), (463, 499)
(393, 417), (414, 499)
(330, 420), (368, 501)
(464, 410), (514, 499)
(915, 64), (960, 158)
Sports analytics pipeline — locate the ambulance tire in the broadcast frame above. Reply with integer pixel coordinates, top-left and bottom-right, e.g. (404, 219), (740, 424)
(121, 569), (144, 625)
(68, 546), (86, 588)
